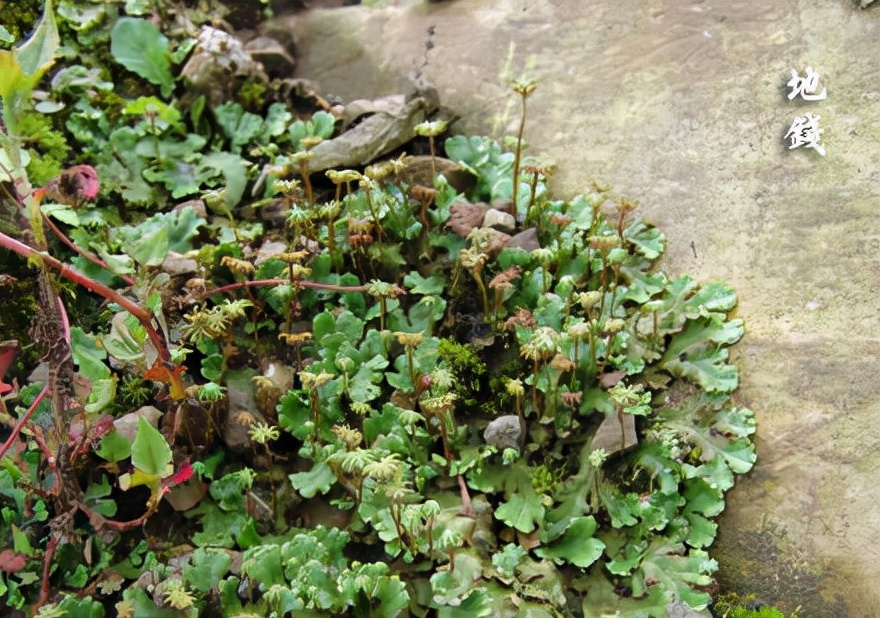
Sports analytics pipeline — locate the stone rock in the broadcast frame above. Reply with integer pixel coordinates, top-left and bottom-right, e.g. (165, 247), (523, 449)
(506, 227), (540, 252)
(223, 368), (266, 452)
(447, 202), (489, 238)
(665, 602), (712, 618)
(244, 35), (296, 78)
(483, 415), (522, 450)
(255, 240), (288, 265)
(164, 477), (208, 512)
(181, 26), (268, 106)
(482, 208), (516, 232)
(392, 155), (477, 194)
(591, 412), (637, 456)
(255, 360), (296, 418)
(114, 406), (163, 442)
(162, 251), (198, 276)
(305, 94), (436, 172)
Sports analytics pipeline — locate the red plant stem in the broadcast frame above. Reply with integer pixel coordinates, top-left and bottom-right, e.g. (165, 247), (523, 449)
(0, 297), (70, 461)
(0, 231), (171, 365)
(30, 426), (58, 478)
(0, 386), (48, 460)
(203, 278), (371, 297)
(77, 500), (156, 532)
(42, 214), (135, 286)
(34, 535), (59, 611)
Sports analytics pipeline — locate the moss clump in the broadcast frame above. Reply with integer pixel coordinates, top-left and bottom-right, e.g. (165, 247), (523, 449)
(437, 337), (486, 400)
(20, 112), (69, 185)
(0, 0), (41, 44)
(712, 593), (798, 618)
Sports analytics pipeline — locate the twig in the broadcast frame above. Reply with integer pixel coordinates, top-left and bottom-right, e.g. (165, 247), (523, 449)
(0, 386), (48, 460)
(203, 278), (371, 297)
(42, 214), (136, 286)
(34, 534), (59, 611)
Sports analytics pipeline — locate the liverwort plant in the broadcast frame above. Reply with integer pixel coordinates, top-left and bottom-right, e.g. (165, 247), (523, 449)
(0, 2), (757, 614)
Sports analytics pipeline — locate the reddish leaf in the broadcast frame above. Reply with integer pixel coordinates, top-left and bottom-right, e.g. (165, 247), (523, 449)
(144, 358), (186, 400)
(0, 340), (18, 395)
(0, 549), (26, 573)
(165, 459), (193, 488)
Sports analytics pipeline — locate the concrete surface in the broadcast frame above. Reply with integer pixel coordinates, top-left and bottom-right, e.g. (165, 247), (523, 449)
(272, 1), (880, 614)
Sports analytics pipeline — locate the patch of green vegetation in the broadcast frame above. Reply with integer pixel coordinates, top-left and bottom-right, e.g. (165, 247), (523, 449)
(0, 1), (757, 616)
(713, 593), (800, 618)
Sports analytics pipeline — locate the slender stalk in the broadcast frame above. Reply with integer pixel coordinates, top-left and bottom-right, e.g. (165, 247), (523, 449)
(0, 386), (48, 460)
(511, 94), (527, 219)
(526, 168), (539, 224)
(510, 80), (536, 220)
(203, 278), (370, 297)
(0, 231), (173, 371)
(298, 159), (314, 206)
(472, 269), (490, 317)
(42, 214), (136, 286)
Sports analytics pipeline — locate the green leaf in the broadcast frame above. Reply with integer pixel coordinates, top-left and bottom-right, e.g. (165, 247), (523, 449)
(124, 96), (182, 128)
(536, 516), (605, 568)
(127, 221), (170, 266)
(56, 595), (105, 618)
(495, 492), (544, 533)
(84, 376), (118, 414)
(599, 484), (640, 528)
(70, 327), (111, 381)
(102, 311), (147, 366)
(130, 417), (172, 476)
(213, 102), (264, 152)
(310, 110), (336, 139)
(664, 316), (744, 358)
(684, 282), (738, 317)
(96, 429), (131, 462)
(110, 18), (174, 98)
(430, 552), (484, 605)
(84, 476), (117, 517)
(123, 587), (182, 618)
(278, 389), (315, 440)
(183, 549), (232, 594)
(41, 202), (80, 226)
(580, 567), (669, 618)
(260, 102), (292, 141)
(370, 575), (410, 618)
(658, 393), (756, 474)
(662, 317), (744, 392)
(289, 462), (336, 498)
(682, 454), (735, 492)
(16, 0), (59, 77)
(12, 525), (35, 555)
(632, 541), (717, 610)
(200, 152), (248, 209)
(404, 271), (446, 295)
(348, 359), (386, 403)
(663, 345), (739, 393)
(624, 219), (665, 260)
